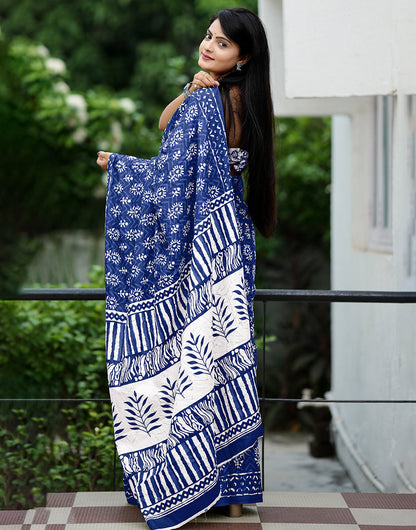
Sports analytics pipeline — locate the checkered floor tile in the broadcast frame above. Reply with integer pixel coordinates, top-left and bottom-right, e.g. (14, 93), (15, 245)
(1, 491), (415, 529)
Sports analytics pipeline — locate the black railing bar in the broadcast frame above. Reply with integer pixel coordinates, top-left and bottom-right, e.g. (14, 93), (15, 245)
(1, 398), (415, 404)
(259, 398), (416, 404)
(5, 288), (416, 303)
(0, 398), (110, 402)
(9, 288), (105, 300)
(255, 289), (416, 303)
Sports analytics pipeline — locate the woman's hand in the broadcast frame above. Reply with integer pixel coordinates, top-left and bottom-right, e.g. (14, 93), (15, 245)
(189, 71), (219, 93)
(96, 151), (111, 171)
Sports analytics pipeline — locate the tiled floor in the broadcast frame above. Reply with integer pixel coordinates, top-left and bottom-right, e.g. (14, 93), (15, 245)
(1, 491), (416, 529)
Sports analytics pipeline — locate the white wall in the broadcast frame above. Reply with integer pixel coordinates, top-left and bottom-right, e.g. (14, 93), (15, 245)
(330, 100), (416, 492)
(282, 0), (416, 97)
(260, 0), (416, 493)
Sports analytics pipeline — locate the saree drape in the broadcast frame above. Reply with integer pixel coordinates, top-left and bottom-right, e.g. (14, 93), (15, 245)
(105, 87), (262, 530)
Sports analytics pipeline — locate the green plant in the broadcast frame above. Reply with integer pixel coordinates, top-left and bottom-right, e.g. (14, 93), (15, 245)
(0, 405), (123, 510)
(255, 116), (332, 430)
(0, 267), (125, 510)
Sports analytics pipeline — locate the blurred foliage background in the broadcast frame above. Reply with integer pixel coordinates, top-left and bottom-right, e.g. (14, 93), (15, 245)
(0, 0), (331, 509)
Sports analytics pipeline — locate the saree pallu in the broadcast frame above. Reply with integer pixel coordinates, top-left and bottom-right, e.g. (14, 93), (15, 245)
(105, 87), (262, 530)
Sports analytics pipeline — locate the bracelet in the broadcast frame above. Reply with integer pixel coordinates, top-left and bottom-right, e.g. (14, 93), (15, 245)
(183, 82), (192, 98)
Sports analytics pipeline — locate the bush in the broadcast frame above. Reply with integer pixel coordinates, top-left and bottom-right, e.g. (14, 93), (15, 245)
(0, 267), (123, 510)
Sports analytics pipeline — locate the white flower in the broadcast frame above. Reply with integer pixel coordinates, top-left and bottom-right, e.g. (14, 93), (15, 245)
(185, 182), (195, 199)
(208, 185), (219, 198)
(243, 245), (253, 261)
(131, 265), (140, 277)
(105, 273), (120, 286)
(170, 129), (183, 147)
(156, 186), (167, 200)
(158, 274), (173, 288)
(54, 81), (70, 94)
(45, 57), (66, 75)
(107, 228), (120, 240)
(118, 97), (136, 114)
(66, 93), (86, 111)
(168, 240), (181, 253)
(154, 255), (167, 267)
(186, 143), (198, 160)
(127, 206), (141, 218)
(183, 221), (191, 236)
(169, 165), (184, 182)
(105, 250), (121, 264)
(126, 229), (141, 241)
(98, 140), (110, 151)
(129, 288), (144, 301)
(72, 127), (87, 144)
(36, 45), (50, 58)
(141, 213), (157, 225)
(110, 205), (122, 217)
(130, 182), (144, 195)
(106, 296), (118, 309)
(66, 93), (88, 124)
(93, 185), (106, 199)
(111, 121), (123, 149)
(196, 177), (205, 191)
(157, 154), (168, 170)
(142, 190), (154, 203)
(167, 202), (184, 220)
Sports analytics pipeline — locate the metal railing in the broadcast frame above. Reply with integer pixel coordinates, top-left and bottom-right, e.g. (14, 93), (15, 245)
(2, 287), (416, 497)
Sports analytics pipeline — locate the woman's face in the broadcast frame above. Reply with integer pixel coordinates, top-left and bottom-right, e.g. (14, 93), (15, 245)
(198, 18), (242, 80)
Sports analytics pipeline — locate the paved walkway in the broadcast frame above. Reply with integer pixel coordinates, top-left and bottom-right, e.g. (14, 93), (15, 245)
(262, 431), (356, 492)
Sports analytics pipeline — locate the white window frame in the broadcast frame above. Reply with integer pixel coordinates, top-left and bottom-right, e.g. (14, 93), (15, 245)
(406, 95), (416, 276)
(369, 95), (394, 252)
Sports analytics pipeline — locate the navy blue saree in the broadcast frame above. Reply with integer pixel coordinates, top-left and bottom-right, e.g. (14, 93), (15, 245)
(105, 87), (262, 530)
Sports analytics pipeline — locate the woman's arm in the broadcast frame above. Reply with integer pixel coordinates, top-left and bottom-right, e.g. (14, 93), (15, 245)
(158, 71), (219, 131)
(158, 93), (189, 131)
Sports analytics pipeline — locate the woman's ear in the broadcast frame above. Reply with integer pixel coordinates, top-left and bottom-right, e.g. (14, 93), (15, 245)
(239, 55), (251, 66)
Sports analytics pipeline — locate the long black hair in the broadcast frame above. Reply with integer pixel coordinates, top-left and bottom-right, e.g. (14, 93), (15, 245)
(210, 8), (276, 237)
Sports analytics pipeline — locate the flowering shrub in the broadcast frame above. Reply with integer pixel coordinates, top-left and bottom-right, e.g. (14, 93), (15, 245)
(6, 37), (144, 150)
(0, 34), (160, 294)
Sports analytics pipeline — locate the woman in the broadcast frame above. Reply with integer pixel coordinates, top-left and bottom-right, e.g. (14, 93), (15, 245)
(97, 8), (275, 530)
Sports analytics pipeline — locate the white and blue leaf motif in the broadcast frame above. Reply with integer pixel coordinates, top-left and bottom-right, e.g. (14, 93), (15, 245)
(176, 367), (192, 396)
(185, 333), (214, 376)
(124, 391), (161, 436)
(160, 378), (176, 418)
(112, 404), (127, 442)
(233, 280), (249, 321)
(212, 297), (237, 340)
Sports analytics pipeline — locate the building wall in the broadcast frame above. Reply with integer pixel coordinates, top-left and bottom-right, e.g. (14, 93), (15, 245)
(260, 0), (416, 492)
(282, 0), (416, 97)
(331, 105), (416, 492)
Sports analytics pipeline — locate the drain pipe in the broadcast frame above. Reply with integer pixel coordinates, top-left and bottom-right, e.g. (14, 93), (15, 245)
(395, 462), (416, 493)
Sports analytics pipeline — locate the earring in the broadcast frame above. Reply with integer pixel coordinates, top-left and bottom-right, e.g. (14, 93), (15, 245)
(236, 62), (242, 71)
